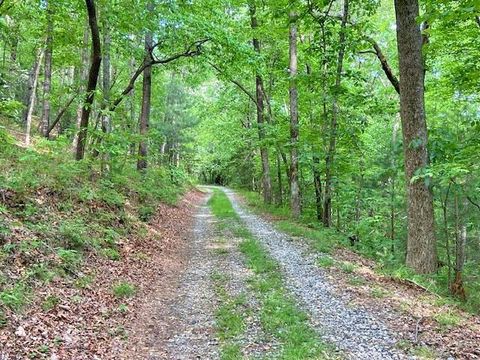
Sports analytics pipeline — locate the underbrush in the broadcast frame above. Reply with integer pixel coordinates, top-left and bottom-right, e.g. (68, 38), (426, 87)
(238, 189), (480, 314)
(0, 130), (190, 321)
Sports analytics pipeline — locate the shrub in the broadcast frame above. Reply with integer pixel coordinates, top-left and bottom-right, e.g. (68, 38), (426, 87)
(0, 284), (29, 311)
(59, 220), (88, 249)
(101, 248), (120, 261)
(57, 249), (82, 270)
(113, 281), (135, 298)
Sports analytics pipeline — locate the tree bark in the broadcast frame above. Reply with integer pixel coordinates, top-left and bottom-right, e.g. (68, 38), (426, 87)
(75, 0), (102, 161)
(25, 49), (44, 145)
(137, 14), (153, 171)
(324, 0), (348, 227)
(73, 25), (90, 150)
(289, 8), (300, 219)
(395, 0), (437, 273)
(250, 2), (272, 205)
(41, 1), (54, 137)
(451, 195), (466, 299)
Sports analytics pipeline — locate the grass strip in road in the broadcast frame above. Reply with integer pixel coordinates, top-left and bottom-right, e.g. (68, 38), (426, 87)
(211, 271), (246, 360)
(208, 189), (337, 359)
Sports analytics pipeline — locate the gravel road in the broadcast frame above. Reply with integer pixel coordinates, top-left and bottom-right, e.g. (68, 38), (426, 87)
(223, 188), (413, 360)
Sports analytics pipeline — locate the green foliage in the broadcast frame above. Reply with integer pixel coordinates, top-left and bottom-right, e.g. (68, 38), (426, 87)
(101, 248), (120, 261)
(112, 281), (136, 299)
(42, 295), (60, 311)
(0, 283), (29, 311)
(57, 249), (82, 271)
(59, 220), (88, 249)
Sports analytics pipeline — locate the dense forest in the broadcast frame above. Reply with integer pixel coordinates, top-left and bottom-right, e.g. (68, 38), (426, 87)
(1, 0), (480, 358)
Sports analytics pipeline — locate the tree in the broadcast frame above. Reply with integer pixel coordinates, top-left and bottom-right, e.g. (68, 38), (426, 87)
(137, 9), (153, 171)
(75, 0), (102, 161)
(394, 0), (437, 273)
(250, 1), (272, 204)
(289, 6), (300, 219)
(41, 0), (54, 137)
(25, 48), (44, 145)
(323, 0), (349, 227)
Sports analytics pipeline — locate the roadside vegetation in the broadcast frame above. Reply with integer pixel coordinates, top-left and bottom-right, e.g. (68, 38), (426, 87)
(238, 189), (480, 315)
(0, 128), (190, 356)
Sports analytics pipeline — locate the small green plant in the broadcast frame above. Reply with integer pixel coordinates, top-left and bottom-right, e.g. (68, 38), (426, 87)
(42, 295), (60, 311)
(138, 205), (155, 222)
(433, 310), (461, 328)
(29, 263), (55, 283)
(339, 261), (356, 273)
(0, 310), (7, 328)
(0, 284), (29, 311)
(117, 303), (129, 314)
(113, 281), (136, 298)
(59, 220), (88, 249)
(101, 248), (120, 261)
(57, 249), (82, 270)
(348, 276), (366, 286)
(75, 275), (94, 289)
(317, 256), (335, 268)
(370, 287), (388, 298)
(411, 345), (438, 359)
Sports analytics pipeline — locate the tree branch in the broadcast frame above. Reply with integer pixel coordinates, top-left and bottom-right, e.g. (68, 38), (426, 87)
(208, 61), (258, 106)
(467, 196), (480, 212)
(109, 39), (209, 113)
(364, 37), (400, 94)
(46, 93), (78, 137)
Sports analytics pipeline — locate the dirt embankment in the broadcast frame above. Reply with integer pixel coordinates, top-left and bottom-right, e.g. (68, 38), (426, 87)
(1, 189), (206, 359)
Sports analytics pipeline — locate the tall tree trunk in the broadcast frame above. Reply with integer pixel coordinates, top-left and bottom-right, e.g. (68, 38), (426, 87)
(390, 117), (400, 252)
(25, 49), (44, 145)
(101, 23), (111, 134)
(75, 0), (102, 161)
(442, 184), (452, 285)
(323, 0), (349, 227)
(451, 195), (466, 299)
(306, 62), (323, 222)
(289, 8), (300, 219)
(41, 1), (54, 137)
(394, 0), (437, 273)
(249, 2), (272, 204)
(99, 21), (111, 171)
(128, 57), (137, 155)
(137, 17), (153, 171)
(73, 25), (90, 150)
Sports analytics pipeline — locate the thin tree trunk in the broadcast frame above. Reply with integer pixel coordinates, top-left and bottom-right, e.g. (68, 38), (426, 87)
(73, 25), (89, 150)
(276, 151), (283, 205)
(137, 11), (153, 171)
(451, 195), (466, 299)
(443, 183), (452, 285)
(99, 21), (111, 171)
(390, 117), (400, 252)
(75, 0), (102, 161)
(395, 0), (437, 273)
(25, 49), (44, 145)
(46, 93), (78, 137)
(324, 0), (349, 227)
(289, 8), (300, 219)
(250, 2), (272, 204)
(41, 1), (54, 137)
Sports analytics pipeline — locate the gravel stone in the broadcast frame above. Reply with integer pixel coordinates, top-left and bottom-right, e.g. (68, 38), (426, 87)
(223, 188), (415, 360)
